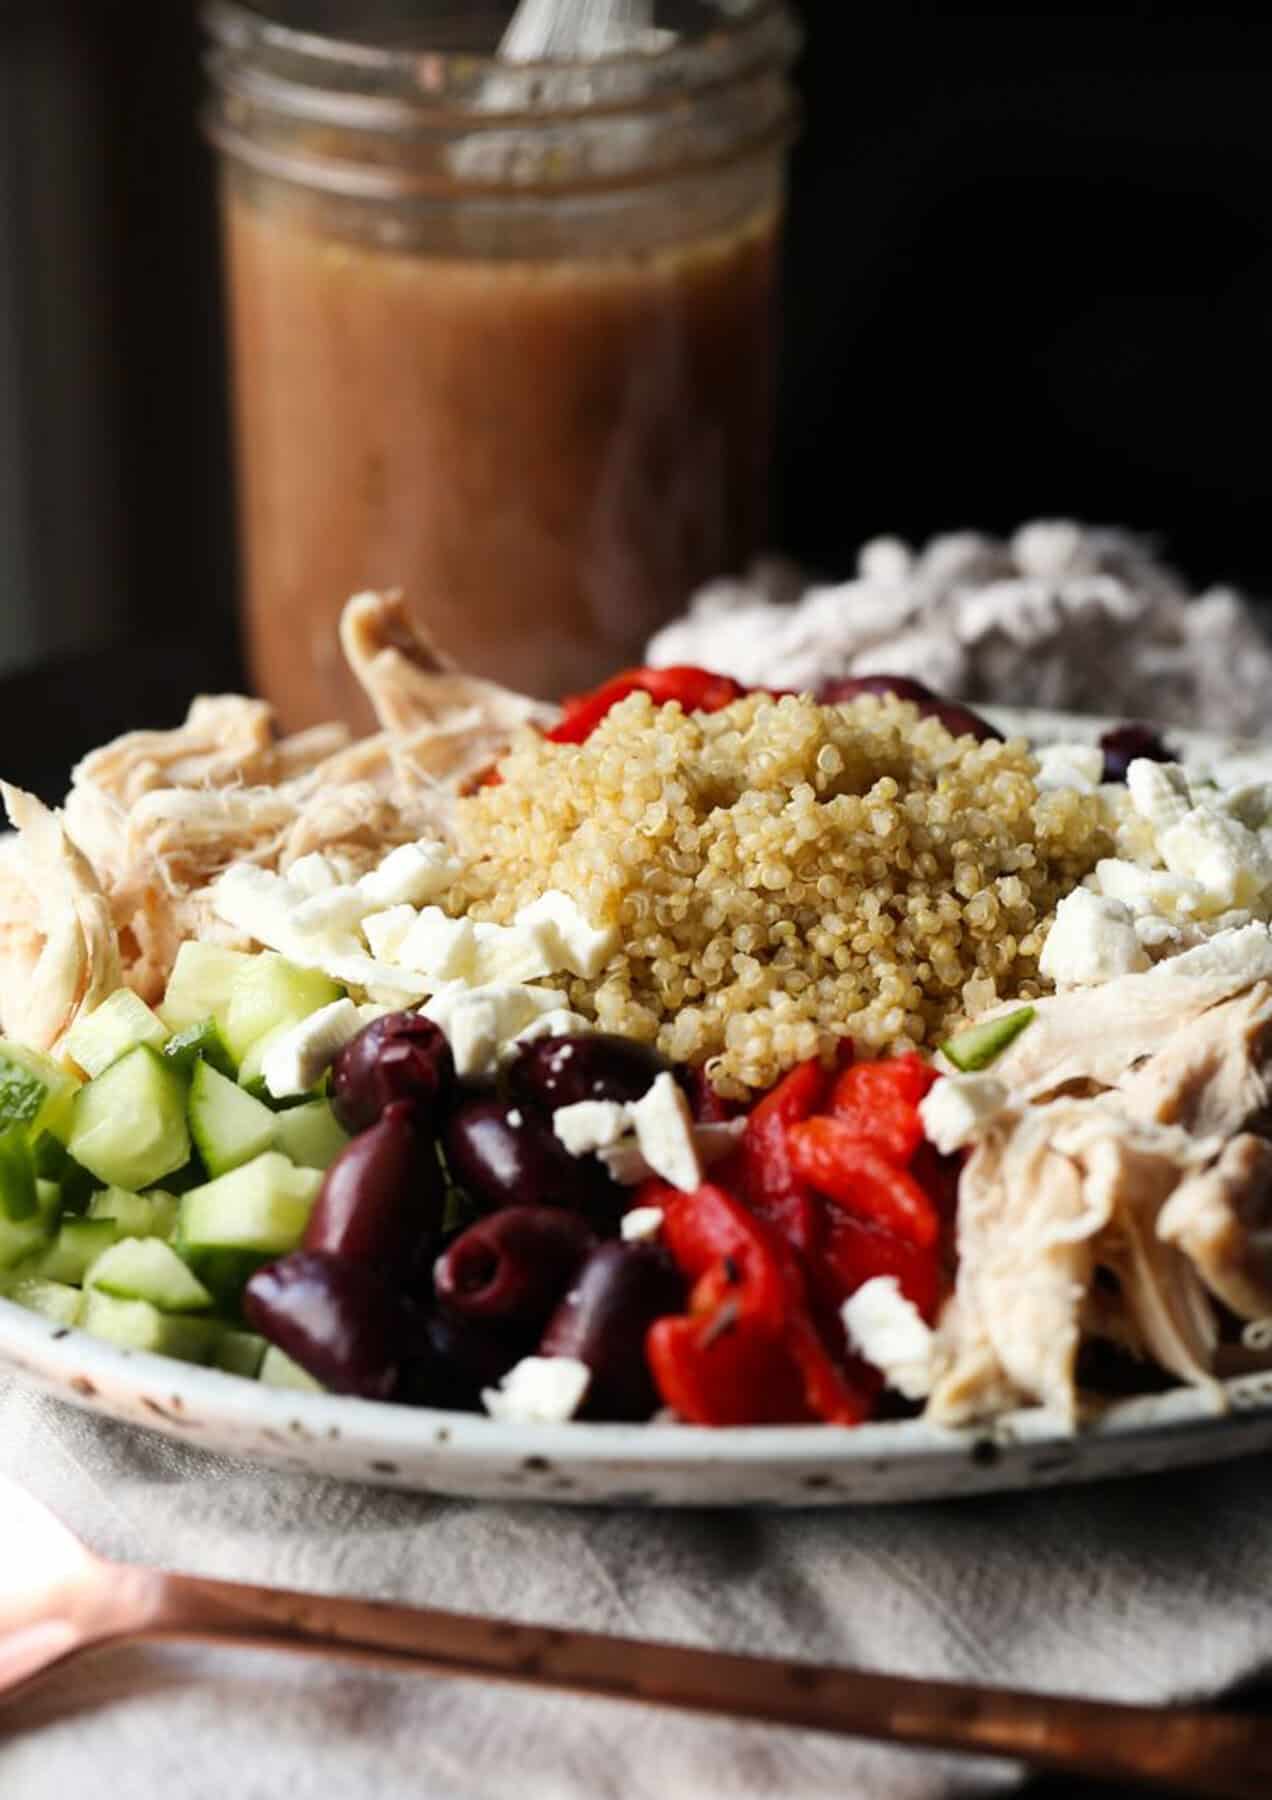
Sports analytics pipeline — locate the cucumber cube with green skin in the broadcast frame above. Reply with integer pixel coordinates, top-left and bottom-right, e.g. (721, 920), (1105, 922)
(67, 1046), (191, 1192)
(2, 1275), (83, 1327)
(178, 1152), (321, 1258)
(0, 1178), (62, 1271)
(35, 1217), (120, 1285)
(179, 1245), (270, 1311)
(87, 1186), (179, 1241)
(222, 954), (343, 1067)
(0, 1040), (80, 1143)
(258, 1344), (325, 1392)
(0, 1124), (37, 1222)
(158, 942), (254, 1035)
(64, 988), (169, 1078)
(163, 1017), (237, 1080)
(85, 1236), (213, 1313)
(271, 1099), (349, 1171)
(79, 1290), (217, 1363)
(188, 1059), (278, 1178)
(214, 1328), (268, 1379)
(33, 1135), (96, 1215)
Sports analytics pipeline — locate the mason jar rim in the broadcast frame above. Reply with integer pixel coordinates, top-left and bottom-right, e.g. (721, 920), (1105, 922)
(203, 1), (801, 126)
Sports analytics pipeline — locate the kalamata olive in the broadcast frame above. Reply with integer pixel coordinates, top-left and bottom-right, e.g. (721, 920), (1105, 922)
(330, 1011), (454, 1135)
(303, 1099), (445, 1274)
(817, 674), (1002, 743)
(445, 1097), (616, 1215)
(1098, 721), (1176, 784)
(539, 1240), (687, 1420)
(243, 1250), (405, 1399)
(398, 1307), (525, 1412)
(434, 1205), (596, 1332)
(817, 673), (937, 706)
(505, 1032), (670, 1113)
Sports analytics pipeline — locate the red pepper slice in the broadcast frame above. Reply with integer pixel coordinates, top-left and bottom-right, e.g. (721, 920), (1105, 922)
(827, 1057), (933, 1165)
(817, 1210), (942, 1323)
(741, 1058), (828, 1257)
(787, 1118), (940, 1250)
(546, 665), (744, 745)
(655, 1184), (873, 1426)
(646, 1312), (813, 1426)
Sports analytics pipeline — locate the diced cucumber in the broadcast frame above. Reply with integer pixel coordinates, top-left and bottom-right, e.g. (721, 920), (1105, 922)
(79, 1290), (217, 1363)
(163, 1016), (237, 1080)
(87, 1186), (179, 1241)
(85, 1236), (213, 1313)
(214, 1328), (267, 1379)
(65, 988), (168, 1078)
(33, 1135), (96, 1215)
(940, 1006), (1036, 1072)
(0, 1040), (80, 1143)
(222, 953), (342, 1066)
(67, 1045), (190, 1191)
(178, 1152), (321, 1257)
(158, 941), (254, 1034)
(35, 1217), (120, 1285)
(259, 1344), (324, 1392)
(0, 1177), (61, 1271)
(0, 1125), (37, 1222)
(182, 1246), (270, 1310)
(236, 1025), (290, 1092)
(271, 1099), (348, 1171)
(2, 1274), (83, 1327)
(188, 1059), (277, 1178)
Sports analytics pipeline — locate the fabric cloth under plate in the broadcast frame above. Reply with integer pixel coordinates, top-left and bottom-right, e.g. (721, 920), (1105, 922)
(2, 1372), (1270, 1800)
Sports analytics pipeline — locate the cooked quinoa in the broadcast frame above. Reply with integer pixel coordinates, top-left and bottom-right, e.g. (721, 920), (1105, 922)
(450, 691), (1113, 1094)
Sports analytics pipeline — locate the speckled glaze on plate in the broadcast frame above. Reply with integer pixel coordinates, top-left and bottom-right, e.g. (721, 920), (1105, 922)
(3, 708), (1272, 1505)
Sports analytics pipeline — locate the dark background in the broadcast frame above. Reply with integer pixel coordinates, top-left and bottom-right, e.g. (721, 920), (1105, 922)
(5, 0), (1272, 689)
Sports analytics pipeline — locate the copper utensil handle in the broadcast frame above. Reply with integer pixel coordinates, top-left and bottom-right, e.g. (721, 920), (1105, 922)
(145, 1571), (1272, 1798)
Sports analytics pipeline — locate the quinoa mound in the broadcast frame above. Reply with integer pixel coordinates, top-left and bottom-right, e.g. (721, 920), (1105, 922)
(450, 691), (1111, 1094)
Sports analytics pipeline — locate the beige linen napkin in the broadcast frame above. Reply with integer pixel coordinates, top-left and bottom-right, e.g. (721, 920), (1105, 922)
(2, 1370), (1270, 1800)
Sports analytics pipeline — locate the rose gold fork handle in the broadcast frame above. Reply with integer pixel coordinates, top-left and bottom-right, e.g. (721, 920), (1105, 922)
(142, 1571), (1272, 1798)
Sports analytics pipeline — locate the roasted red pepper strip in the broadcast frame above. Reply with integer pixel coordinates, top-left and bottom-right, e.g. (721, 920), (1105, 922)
(827, 1056), (934, 1165)
(646, 1311), (813, 1425)
(655, 1184), (873, 1426)
(817, 1210), (942, 1323)
(742, 1057), (827, 1257)
(787, 1118), (940, 1250)
(546, 665), (744, 744)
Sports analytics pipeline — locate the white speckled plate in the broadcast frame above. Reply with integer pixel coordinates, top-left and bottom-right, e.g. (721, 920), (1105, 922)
(4, 707), (1272, 1505)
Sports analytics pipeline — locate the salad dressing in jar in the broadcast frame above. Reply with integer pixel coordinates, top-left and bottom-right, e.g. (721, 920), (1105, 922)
(203, 2), (800, 730)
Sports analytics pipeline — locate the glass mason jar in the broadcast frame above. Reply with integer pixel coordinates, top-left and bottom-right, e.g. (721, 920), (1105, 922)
(202, 1), (800, 730)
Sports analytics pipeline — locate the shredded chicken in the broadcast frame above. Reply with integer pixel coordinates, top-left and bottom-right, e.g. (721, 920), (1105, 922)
(0, 785), (121, 1051)
(1158, 1134), (1272, 1322)
(1117, 983), (1272, 1137)
(0, 593), (558, 1035)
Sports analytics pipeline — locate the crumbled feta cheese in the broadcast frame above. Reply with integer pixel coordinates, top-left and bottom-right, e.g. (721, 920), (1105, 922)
(626, 1072), (701, 1192)
(1133, 914), (1183, 951)
(470, 921), (555, 986)
(620, 1206), (665, 1242)
(1039, 889), (1150, 987)
(1093, 858), (1209, 920)
(1157, 808), (1272, 911)
(1126, 759), (1192, 832)
(1033, 742), (1104, 793)
(289, 885), (372, 939)
(482, 1355), (591, 1424)
(211, 865), (299, 952)
(361, 905), (417, 963)
(423, 983), (569, 1078)
(505, 1008), (594, 1052)
(597, 1115), (746, 1186)
(286, 852), (340, 896)
(1153, 921), (1272, 984)
(918, 1074), (1009, 1155)
(553, 1099), (632, 1158)
(357, 839), (459, 908)
(515, 890), (619, 979)
(260, 998), (365, 1098)
(397, 908), (478, 983)
(840, 1276), (935, 1401)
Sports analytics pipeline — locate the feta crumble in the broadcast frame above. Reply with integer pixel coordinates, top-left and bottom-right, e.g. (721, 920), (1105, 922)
(482, 1356), (591, 1424)
(1039, 889), (1150, 988)
(840, 1276), (936, 1401)
(918, 1074), (1009, 1155)
(260, 997), (365, 1098)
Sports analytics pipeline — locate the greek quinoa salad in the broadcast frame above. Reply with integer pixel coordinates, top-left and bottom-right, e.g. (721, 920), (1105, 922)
(5, 594), (1272, 1432)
